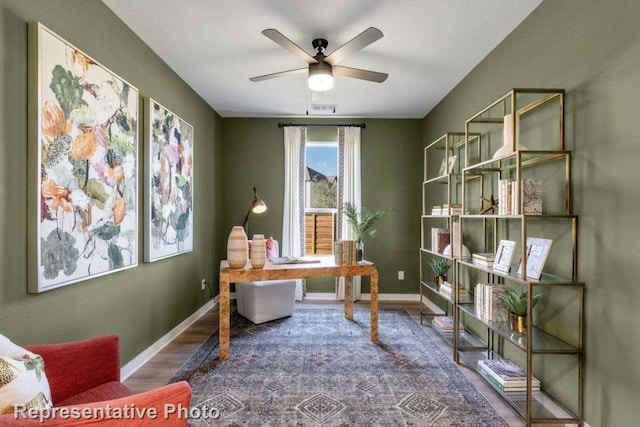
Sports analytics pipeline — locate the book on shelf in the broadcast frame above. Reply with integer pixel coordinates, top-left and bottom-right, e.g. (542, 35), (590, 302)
(498, 179), (519, 215)
(430, 204), (467, 216)
(438, 281), (470, 300)
(269, 256), (322, 265)
(472, 252), (495, 267)
(477, 366), (541, 393)
(432, 315), (462, 330)
(522, 179), (542, 215)
(431, 228), (450, 253)
(477, 359), (541, 386)
(474, 283), (508, 321)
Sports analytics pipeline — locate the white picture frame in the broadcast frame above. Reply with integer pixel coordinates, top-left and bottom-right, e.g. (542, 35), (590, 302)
(517, 237), (553, 279)
(29, 23), (139, 293)
(493, 240), (516, 272)
(144, 98), (194, 262)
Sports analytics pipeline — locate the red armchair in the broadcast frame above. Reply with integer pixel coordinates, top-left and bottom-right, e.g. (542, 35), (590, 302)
(0, 335), (191, 426)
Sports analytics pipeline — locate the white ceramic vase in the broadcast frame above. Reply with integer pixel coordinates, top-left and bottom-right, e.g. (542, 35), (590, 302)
(250, 234), (266, 269)
(227, 226), (248, 268)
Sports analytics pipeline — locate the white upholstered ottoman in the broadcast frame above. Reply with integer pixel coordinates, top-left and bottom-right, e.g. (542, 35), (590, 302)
(236, 280), (297, 324)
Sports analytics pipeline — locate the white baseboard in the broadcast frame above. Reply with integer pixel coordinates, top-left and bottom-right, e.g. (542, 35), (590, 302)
(121, 298), (217, 381)
(304, 292), (420, 301)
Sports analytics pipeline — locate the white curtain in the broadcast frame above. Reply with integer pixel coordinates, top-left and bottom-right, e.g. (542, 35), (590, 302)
(336, 127), (362, 300)
(282, 126), (305, 301)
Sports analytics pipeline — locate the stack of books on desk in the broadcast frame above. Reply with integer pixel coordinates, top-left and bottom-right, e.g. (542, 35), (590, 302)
(432, 316), (462, 336)
(477, 359), (541, 393)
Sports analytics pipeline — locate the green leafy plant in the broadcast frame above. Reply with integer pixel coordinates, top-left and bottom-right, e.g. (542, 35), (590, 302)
(428, 258), (451, 276)
(342, 202), (392, 246)
(496, 286), (543, 317)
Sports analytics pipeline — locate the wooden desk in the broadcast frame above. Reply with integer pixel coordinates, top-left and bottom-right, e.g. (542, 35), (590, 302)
(218, 256), (378, 360)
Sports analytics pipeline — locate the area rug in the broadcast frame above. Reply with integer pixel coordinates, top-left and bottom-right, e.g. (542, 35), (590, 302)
(170, 308), (508, 426)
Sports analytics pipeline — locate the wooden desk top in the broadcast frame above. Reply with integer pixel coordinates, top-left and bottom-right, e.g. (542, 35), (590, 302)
(219, 256), (376, 281)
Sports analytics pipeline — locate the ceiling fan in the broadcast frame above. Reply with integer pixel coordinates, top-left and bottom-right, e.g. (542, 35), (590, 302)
(250, 27), (388, 92)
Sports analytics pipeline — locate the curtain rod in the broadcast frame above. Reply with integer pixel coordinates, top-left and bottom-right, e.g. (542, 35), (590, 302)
(278, 123), (366, 129)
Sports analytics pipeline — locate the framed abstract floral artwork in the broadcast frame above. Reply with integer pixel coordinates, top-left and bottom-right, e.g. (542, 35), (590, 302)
(144, 99), (194, 262)
(28, 23), (139, 292)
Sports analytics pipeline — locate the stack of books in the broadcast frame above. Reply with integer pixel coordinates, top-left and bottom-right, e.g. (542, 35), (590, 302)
(431, 204), (466, 216)
(498, 179), (518, 215)
(472, 252), (495, 267)
(432, 315), (462, 336)
(477, 359), (541, 393)
(439, 281), (471, 301)
(474, 283), (507, 321)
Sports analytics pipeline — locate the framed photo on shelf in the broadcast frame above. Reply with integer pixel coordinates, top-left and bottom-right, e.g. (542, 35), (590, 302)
(438, 157), (448, 176)
(447, 155), (457, 173)
(493, 240), (516, 272)
(517, 237), (553, 279)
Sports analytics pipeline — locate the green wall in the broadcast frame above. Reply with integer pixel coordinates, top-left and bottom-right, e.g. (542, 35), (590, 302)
(0, 0), (221, 364)
(422, 1), (640, 425)
(221, 118), (422, 294)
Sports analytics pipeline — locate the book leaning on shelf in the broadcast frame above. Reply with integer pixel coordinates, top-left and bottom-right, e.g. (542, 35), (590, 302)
(439, 281), (470, 300)
(431, 228), (450, 253)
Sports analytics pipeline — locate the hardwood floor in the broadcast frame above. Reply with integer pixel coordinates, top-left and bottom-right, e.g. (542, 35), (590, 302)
(124, 300), (529, 426)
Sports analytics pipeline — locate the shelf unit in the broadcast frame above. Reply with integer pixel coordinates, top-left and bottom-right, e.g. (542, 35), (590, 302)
(419, 132), (465, 336)
(421, 89), (584, 426)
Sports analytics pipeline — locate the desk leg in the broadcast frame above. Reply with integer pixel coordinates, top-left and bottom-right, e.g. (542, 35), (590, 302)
(219, 273), (230, 360)
(344, 276), (353, 320)
(370, 269), (379, 343)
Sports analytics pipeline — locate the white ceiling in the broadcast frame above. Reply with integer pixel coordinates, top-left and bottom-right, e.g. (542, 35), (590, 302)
(102, 0), (542, 118)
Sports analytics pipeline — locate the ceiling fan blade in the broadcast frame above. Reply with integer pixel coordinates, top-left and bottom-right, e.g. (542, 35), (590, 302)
(324, 27), (383, 65)
(261, 29), (318, 64)
(333, 66), (388, 83)
(250, 67), (308, 82)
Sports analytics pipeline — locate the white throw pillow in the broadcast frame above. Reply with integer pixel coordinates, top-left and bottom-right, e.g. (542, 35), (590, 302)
(0, 334), (53, 416)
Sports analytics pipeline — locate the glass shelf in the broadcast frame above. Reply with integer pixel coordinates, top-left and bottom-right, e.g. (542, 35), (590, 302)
(463, 150), (570, 174)
(457, 303), (580, 353)
(420, 280), (474, 305)
(458, 351), (580, 423)
(457, 258), (584, 287)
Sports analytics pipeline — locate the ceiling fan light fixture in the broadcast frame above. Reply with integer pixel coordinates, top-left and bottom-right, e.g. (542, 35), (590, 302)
(308, 62), (333, 91)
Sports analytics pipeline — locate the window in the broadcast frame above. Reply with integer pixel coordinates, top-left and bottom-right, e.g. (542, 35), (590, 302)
(304, 143), (337, 255)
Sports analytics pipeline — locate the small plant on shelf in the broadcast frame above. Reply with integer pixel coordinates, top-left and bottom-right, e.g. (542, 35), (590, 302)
(496, 286), (543, 334)
(428, 258), (451, 289)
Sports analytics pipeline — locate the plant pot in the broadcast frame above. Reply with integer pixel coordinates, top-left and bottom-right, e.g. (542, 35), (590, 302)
(434, 275), (446, 291)
(510, 312), (527, 335)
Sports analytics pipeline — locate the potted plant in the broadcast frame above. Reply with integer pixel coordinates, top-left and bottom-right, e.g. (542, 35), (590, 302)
(428, 258), (451, 290)
(342, 202), (392, 261)
(496, 286), (543, 334)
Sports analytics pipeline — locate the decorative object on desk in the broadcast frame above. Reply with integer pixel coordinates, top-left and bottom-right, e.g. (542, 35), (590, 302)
(496, 285), (543, 334)
(30, 23), (139, 293)
(479, 195), (499, 214)
(522, 179), (542, 214)
(227, 226), (248, 268)
(516, 237), (553, 279)
(145, 98), (194, 262)
(493, 240), (516, 272)
(428, 258), (451, 290)
(342, 202), (392, 262)
(269, 256), (322, 265)
(250, 234), (266, 269)
(242, 187), (267, 232)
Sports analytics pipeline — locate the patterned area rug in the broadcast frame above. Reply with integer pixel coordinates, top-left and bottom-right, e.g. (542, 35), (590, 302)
(170, 308), (507, 426)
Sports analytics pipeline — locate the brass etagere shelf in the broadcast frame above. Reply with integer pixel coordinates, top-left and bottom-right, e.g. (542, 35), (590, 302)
(420, 89), (584, 427)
